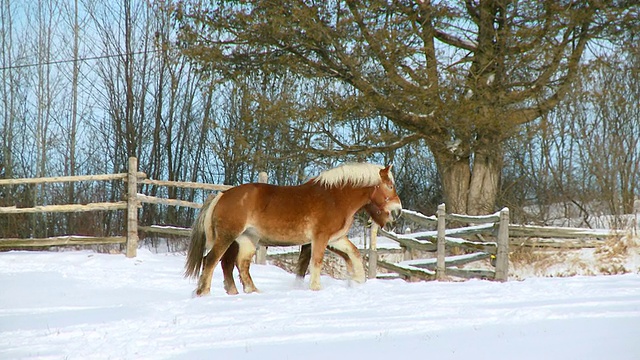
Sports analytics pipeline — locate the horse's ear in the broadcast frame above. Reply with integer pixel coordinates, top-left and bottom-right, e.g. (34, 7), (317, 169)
(379, 164), (393, 180)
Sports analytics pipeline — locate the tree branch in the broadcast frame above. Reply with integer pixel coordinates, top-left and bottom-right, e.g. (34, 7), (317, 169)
(511, 22), (593, 125)
(345, 1), (422, 93)
(433, 29), (478, 51)
(309, 131), (423, 157)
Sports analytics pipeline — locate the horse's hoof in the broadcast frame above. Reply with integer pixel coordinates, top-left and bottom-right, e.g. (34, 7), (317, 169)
(309, 283), (322, 291)
(194, 288), (210, 297)
(226, 288), (239, 296)
(243, 286), (260, 294)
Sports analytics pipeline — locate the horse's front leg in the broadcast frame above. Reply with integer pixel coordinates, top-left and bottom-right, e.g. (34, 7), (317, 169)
(329, 236), (365, 284)
(309, 238), (329, 291)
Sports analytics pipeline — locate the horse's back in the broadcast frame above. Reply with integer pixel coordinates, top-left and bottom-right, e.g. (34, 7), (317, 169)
(215, 182), (326, 244)
(222, 182), (320, 208)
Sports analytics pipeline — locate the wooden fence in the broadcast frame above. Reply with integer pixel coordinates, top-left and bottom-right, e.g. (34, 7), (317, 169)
(368, 205), (624, 282)
(0, 157), (231, 257)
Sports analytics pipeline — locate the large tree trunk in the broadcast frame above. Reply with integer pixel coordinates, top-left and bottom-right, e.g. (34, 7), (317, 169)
(434, 153), (471, 215)
(467, 147), (502, 215)
(432, 143), (502, 216)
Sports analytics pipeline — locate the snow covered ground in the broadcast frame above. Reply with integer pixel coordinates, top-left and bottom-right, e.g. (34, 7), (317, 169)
(1, 249), (640, 360)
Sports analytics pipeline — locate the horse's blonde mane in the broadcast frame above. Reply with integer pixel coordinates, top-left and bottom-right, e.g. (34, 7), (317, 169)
(313, 163), (391, 188)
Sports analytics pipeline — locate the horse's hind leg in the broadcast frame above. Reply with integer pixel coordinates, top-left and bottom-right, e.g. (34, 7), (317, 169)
(221, 241), (240, 295)
(296, 244), (312, 280)
(328, 236), (365, 283)
(196, 233), (236, 297)
(236, 235), (259, 293)
(196, 252), (216, 296)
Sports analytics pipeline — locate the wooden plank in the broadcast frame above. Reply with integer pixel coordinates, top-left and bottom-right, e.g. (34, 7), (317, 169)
(444, 223), (496, 236)
(445, 236), (497, 253)
(509, 224), (620, 238)
(0, 236), (126, 248)
(368, 249), (378, 280)
(138, 225), (191, 237)
(376, 260), (436, 281)
(126, 157), (139, 258)
(0, 202), (127, 214)
(410, 223), (496, 241)
(137, 194), (202, 209)
(379, 229), (436, 251)
(510, 238), (604, 248)
(405, 252), (491, 270)
(446, 212), (500, 224)
(369, 223), (379, 278)
(0, 173), (128, 185)
(380, 229), (496, 254)
(445, 267), (495, 280)
(401, 209), (437, 227)
(495, 208), (509, 281)
(407, 224), (496, 242)
(140, 178), (232, 191)
(436, 203), (446, 280)
(255, 172), (268, 265)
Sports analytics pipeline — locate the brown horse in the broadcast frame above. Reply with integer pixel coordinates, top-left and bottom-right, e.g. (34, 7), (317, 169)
(185, 163), (402, 296)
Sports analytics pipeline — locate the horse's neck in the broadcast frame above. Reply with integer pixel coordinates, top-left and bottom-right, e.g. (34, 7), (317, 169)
(327, 185), (374, 212)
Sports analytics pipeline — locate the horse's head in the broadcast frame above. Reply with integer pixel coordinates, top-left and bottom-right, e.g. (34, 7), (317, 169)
(365, 165), (402, 227)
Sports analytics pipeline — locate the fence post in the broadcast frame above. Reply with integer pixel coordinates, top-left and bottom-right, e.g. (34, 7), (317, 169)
(255, 171), (268, 265)
(436, 203), (446, 280)
(495, 207), (510, 281)
(368, 222), (378, 279)
(126, 157), (139, 258)
(402, 245), (412, 261)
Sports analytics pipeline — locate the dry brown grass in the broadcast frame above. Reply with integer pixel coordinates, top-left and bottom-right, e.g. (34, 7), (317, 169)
(594, 235), (634, 275)
(269, 251), (350, 279)
(509, 243), (566, 275)
(508, 233), (639, 278)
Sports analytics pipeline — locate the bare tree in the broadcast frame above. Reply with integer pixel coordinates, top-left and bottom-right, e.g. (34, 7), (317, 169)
(501, 42), (640, 227)
(576, 54), (640, 218)
(1, 0), (17, 181)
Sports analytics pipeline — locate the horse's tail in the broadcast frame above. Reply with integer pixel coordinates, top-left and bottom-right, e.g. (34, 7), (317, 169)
(184, 191), (224, 279)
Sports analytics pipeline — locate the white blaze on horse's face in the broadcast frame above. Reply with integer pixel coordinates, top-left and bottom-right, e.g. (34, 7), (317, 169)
(388, 200), (403, 222)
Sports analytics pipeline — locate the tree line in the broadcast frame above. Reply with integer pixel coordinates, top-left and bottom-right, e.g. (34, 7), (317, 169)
(1, 0), (638, 242)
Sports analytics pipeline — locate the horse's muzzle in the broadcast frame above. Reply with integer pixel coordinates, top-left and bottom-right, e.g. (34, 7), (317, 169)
(391, 208), (402, 222)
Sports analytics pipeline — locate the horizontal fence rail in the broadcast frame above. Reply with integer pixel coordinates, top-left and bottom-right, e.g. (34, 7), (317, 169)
(0, 173), (130, 185)
(0, 202), (128, 214)
(1, 236), (127, 248)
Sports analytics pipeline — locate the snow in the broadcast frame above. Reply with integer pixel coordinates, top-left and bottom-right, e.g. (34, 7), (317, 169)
(2, 249), (640, 360)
